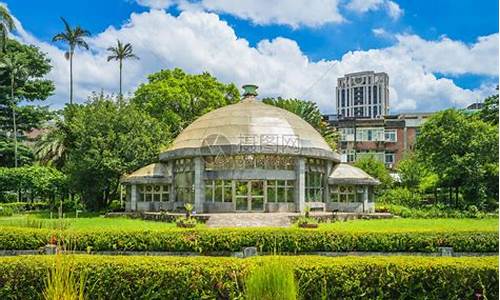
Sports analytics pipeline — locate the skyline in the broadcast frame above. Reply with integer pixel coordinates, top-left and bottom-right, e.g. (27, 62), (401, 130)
(5, 0), (499, 114)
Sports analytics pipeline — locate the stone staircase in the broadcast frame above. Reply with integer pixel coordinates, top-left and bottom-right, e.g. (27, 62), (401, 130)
(205, 213), (292, 228)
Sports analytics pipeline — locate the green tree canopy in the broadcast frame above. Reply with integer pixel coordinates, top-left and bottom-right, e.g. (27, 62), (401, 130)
(353, 155), (392, 190)
(132, 68), (240, 137)
(62, 94), (171, 210)
(416, 109), (498, 209)
(479, 94), (498, 125)
(262, 97), (339, 150)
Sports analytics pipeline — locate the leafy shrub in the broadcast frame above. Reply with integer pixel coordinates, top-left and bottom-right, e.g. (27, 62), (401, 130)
(295, 216), (318, 227)
(0, 201), (49, 213)
(0, 227), (496, 253)
(176, 216), (197, 228)
(0, 206), (13, 217)
(376, 204), (493, 219)
(108, 200), (122, 212)
(378, 187), (423, 207)
(0, 255), (497, 299)
(245, 258), (297, 300)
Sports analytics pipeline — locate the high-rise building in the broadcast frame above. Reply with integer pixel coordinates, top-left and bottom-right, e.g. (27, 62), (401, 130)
(336, 71), (389, 119)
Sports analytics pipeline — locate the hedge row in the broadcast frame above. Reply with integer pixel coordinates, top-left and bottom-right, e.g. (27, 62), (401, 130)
(0, 227), (497, 253)
(0, 255), (497, 299)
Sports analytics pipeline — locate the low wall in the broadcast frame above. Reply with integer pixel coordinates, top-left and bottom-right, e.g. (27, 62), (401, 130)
(325, 202), (375, 213)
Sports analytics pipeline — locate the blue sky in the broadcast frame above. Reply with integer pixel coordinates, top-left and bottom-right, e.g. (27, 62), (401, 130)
(6, 0), (499, 113)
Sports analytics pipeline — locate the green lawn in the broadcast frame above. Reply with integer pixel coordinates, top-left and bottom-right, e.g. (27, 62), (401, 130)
(317, 217), (499, 232)
(0, 213), (497, 232)
(0, 214), (181, 230)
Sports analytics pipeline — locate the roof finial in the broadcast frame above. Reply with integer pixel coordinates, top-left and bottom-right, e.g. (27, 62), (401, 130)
(242, 84), (258, 99)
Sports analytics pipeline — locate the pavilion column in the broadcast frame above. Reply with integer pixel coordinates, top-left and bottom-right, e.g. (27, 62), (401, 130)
(363, 186), (368, 213)
(295, 157), (306, 213)
(169, 162), (176, 203)
(193, 157), (205, 213)
(130, 184), (137, 212)
(323, 161), (333, 204)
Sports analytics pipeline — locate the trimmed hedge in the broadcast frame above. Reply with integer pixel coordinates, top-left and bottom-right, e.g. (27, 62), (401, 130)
(0, 227), (497, 253)
(0, 255), (497, 299)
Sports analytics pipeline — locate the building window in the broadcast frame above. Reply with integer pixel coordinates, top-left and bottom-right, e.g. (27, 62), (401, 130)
(385, 130), (397, 142)
(306, 159), (325, 202)
(373, 86), (378, 103)
(205, 180), (232, 202)
(138, 184), (170, 202)
(175, 159), (194, 203)
(373, 106), (378, 117)
(329, 185), (356, 202)
(267, 180), (294, 203)
(385, 153), (395, 165)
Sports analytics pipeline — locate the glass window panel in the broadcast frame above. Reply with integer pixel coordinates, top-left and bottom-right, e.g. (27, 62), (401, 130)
(267, 186), (276, 203)
(214, 185), (223, 202)
(286, 188), (294, 203)
(153, 194), (161, 202)
(277, 187), (286, 202)
(224, 186), (232, 203)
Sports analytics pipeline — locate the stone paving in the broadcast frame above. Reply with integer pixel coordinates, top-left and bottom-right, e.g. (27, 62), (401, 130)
(205, 213), (292, 228)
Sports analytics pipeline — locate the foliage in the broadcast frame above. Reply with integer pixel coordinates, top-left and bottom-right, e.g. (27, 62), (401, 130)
(52, 17), (90, 104)
(479, 94), (498, 125)
(0, 136), (34, 167)
(378, 187), (423, 208)
(34, 117), (68, 169)
(43, 255), (85, 300)
(0, 39), (54, 103)
(416, 109), (498, 209)
(0, 226), (496, 253)
(0, 201), (49, 212)
(132, 68), (240, 137)
(396, 152), (430, 190)
(0, 165), (66, 203)
(62, 94), (171, 210)
(0, 255), (497, 299)
(353, 155), (392, 189)
(262, 97), (340, 150)
(295, 216), (318, 227)
(107, 40), (139, 97)
(0, 5), (14, 52)
(245, 259), (297, 300)
(0, 205), (13, 216)
(375, 204), (493, 219)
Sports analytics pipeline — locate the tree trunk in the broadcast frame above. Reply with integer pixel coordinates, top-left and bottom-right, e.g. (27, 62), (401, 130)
(69, 51), (73, 105)
(11, 76), (17, 169)
(119, 59), (122, 99)
(455, 186), (459, 208)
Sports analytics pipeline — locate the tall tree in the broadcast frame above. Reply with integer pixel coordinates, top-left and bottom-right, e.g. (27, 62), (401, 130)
(479, 94), (498, 125)
(52, 17), (90, 105)
(107, 40), (139, 98)
(416, 109), (498, 209)
(63, 94), (171, 210)
(0, 39), (54, 167)
(263, 97), (340, 150)
(0, 5), (14, 53)
(133, 68), (240, 137)
(0, 54), (27, 168)
(34, 119), (68, 169)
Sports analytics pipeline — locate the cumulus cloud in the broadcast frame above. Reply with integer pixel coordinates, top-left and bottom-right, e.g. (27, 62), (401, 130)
(177, 0), (344, 28)
(395, 33), (499, 76)
(13, 9), (498, 114)
(346, 0), (403, 20)
(135, 0), (175, 9)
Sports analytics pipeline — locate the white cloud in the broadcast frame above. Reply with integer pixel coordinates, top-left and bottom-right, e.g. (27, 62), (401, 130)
(396, 33), (499, 76)
(135, 0), (175, 9)
(177, 0), (344, 28)
(386, 1), (403, 20)
(346, 0), (403, 20)
(13, 10), (498, 114)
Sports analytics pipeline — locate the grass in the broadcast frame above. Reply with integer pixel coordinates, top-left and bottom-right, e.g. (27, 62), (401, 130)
(0, 213), (181, 231)
(245, 258), (297, 300)
(317, 218), (499, 232)
(0, 213), (497, 232)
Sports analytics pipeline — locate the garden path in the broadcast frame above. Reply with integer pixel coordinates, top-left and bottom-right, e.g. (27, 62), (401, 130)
(205, 213), (291, 228)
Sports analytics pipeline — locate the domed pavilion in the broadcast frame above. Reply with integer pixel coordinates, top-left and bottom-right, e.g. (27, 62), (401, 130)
(121, 85), (379, 213)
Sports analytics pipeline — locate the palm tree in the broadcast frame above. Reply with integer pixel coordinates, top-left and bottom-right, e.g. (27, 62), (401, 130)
(0, 54), (27, 168)
(107, 40), (139, 98)
(52, 17), (90, 105)
(34, 124), (67, 169)
(0, 5), (15, 53)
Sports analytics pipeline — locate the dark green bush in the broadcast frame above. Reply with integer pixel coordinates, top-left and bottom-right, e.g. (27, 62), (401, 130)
(0, 255), (497, 300)
(0, 227), (497, 253)
(376, 204), (494, 218)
